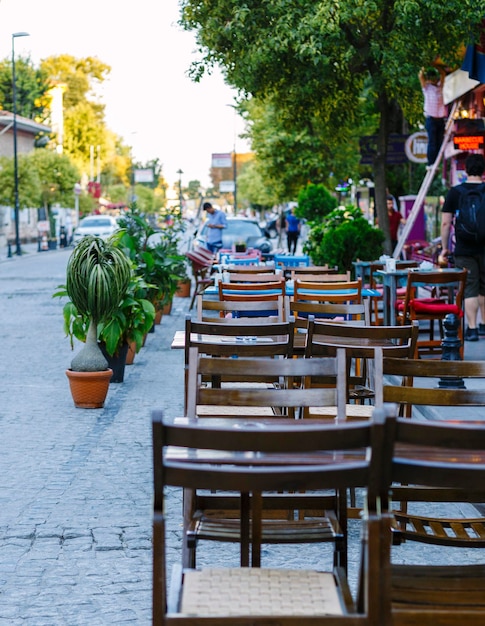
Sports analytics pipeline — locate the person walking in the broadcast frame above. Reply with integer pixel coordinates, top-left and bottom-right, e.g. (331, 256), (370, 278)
(418, 64), (447, 166)
(285, 208), (301, 254)
(203, 202), (227, 253)
(440, 153), (485, 341)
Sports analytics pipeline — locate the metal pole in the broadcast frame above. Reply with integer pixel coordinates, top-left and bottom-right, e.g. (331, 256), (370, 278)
(12, 32), (30, 256)
(177, 169), (183, 210)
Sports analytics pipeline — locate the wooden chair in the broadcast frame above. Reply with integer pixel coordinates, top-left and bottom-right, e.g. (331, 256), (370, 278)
(291, 271), (351, 282)
(368, 261), (418, 325)
(396, 269), (467, 358)
(187, 345), (345, 420)
(183, 348), (356, 571)
(291, 265), (340, 275)
(375, 407), (485, 625)
(153, 410), (382, 624)
(274, 253), (310, 268)
(218, 278), (286, 301)
(226, 265), (276, 274)
(304, 320), (418, 420)
(186, 247), (217, 310)
(381, 355), (485, 419)
(183, 316), (295, 414)
(290, 300), (371, 356)
(226, 272), (283, 283)
(294, 278), (362, 306)
(196, 294), (290, 322)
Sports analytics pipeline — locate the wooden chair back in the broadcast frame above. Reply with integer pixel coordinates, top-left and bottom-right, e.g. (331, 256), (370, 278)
(218, 278), (286, 301)
(226, 265), (276, 274)
(153, 409), (381, 624)
(374, 406), (485, 625)
(186, 345), (346, 420)
(381, 355), (485, 418)
(290, 300), (371, 357)
(291, 271), (351, 282)
(226, 272), (283, 283)
(291, 265), (339, 275)
(294, 278), (362, 305)
(305, 320), (418, 417)
(183, 316), (295, 413)
(196, 294), (289, 322)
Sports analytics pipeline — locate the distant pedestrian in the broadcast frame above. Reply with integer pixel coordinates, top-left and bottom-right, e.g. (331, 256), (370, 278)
(418, 64), (447, 166)
(203, 202), (227, 253)
(386, 195), (405, 251)
(285, 208), (301, 254)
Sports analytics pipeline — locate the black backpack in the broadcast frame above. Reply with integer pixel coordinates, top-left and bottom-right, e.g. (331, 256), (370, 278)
(455, 182), (485, 244)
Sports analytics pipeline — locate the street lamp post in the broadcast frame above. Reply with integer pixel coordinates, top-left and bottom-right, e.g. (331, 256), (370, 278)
(12, 31), (30, 256)
(177, 169), (183, 210)
(226, 104), (237, 213)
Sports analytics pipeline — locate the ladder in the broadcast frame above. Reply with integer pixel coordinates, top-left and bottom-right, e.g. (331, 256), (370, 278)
(392, 99), (461, 259)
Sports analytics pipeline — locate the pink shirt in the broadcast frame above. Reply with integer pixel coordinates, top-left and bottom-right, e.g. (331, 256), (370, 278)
(422, 82), (446, 118)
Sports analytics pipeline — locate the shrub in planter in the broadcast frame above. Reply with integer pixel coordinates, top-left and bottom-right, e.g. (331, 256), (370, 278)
(303, 206), (385, 272)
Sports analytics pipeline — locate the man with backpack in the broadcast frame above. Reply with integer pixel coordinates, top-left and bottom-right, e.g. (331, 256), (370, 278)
(440, 153), (485, 341)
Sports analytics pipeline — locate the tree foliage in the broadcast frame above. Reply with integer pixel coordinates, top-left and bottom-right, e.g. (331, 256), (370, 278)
(179, 0), (484, 251)
(297, 183), (337, 222)
(0, 56), (51, 121)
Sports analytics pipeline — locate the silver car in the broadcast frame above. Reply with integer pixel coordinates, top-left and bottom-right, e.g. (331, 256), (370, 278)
(72, 215), (120, 244)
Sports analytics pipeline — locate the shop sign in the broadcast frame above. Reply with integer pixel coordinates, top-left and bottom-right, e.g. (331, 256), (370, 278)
(360, 133), (408, 165)
(404, 131), (428, 164)
(211, 153), (232, 168)
(453, 135), (485, 151)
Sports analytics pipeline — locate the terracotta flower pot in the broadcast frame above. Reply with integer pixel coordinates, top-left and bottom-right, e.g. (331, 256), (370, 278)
(126, 341), (137, 365)
(154, 309), (163, 325)
(176, 278), (191, 298)
(66, 369), (113, 409)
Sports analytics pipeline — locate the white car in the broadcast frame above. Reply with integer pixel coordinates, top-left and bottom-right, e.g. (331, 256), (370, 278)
(72, 215), (120, 244)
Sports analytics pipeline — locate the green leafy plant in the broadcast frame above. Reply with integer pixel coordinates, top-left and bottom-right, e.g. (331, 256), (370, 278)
(54, 234), (132, 371)
(118, 204), (188, 308)
(303, 205), (385, 271)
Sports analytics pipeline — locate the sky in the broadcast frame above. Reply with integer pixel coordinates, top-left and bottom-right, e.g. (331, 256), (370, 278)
(0, 0), (250, 191)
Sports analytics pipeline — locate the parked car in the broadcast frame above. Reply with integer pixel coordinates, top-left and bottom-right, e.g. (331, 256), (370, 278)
(72, 215), (120, 244)
(194, 216), (274, 255)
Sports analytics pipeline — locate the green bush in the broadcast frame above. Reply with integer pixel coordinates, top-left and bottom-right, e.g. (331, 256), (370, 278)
(303, 206), (384, 271)
(296, 183), (337, 222)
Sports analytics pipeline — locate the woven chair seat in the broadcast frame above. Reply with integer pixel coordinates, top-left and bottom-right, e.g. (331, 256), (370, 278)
(180, 568), (344, 616)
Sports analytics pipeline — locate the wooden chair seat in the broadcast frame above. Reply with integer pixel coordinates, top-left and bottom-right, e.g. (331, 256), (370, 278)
(179, 567), (346, 617)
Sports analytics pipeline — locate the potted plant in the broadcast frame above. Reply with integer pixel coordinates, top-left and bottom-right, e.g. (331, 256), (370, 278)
(234, 240), (247, 253)
(118, 204), (189, 315)
(98, 273), (156, 377)
(55, 234), (132, 407)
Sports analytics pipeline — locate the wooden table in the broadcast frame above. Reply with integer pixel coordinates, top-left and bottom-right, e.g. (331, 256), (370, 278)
(171, 331), (280, 350)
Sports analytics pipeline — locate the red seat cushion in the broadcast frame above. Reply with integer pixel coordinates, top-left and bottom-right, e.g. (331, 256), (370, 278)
(403, 298), (463, 317)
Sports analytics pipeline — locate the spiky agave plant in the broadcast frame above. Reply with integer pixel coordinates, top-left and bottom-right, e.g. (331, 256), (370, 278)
(66, 235), (131, 372)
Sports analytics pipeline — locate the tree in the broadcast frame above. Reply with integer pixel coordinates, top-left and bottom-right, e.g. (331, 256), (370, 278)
(0, 55), (50, 121)
(297, 183), (337, 222)
(29, 149), (80, 236)
(0, 154), (40, 208)
(180, 0), (484, 252)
